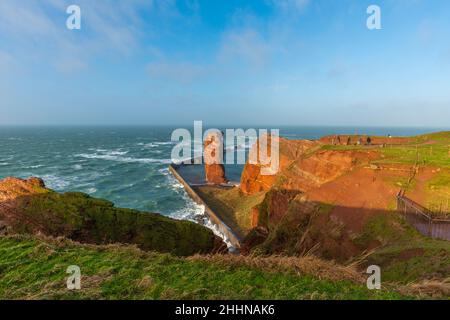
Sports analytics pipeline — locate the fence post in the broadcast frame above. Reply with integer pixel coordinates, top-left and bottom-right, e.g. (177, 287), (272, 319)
(429, 219), (433, 238)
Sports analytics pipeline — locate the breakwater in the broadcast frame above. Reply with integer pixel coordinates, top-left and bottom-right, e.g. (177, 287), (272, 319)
(169, 163), (242, 249)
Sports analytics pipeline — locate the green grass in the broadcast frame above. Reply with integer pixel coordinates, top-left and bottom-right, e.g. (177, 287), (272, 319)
(321, 144), (448, 167)
(0, 235), (411, 300)
(428, 173), (450, 188)
(376, 144), (449, 167)
(367, 238), (450, 284)
(320, 131), (450, 167)
(383, 175), (416, 192)
(352, 214), (398, 249)
(425, 170), (450, 215)
(356, 215), (450, 283)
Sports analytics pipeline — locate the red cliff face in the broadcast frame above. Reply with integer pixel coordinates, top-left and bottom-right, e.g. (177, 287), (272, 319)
(276, 149), (379, 192)
(240, 137), (319, 195)
(240, 135), (380, 195)
(204, 132), (228, 184)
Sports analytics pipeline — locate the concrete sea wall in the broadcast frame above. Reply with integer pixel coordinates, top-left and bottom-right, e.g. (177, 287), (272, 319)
(169, 164), (242, 249)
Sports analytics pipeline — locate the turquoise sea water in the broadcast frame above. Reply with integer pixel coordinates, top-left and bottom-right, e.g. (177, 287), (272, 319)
(0, 126), (446, 222)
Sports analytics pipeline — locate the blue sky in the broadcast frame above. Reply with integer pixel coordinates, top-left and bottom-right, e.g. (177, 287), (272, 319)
(1, 0), (450, 127)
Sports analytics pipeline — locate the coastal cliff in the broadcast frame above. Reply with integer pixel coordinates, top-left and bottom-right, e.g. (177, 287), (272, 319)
(0, 132), (448, 299)
(196, 132), (450, 283)
(0, 177), (222, 256)
(241, 132), (450, 257)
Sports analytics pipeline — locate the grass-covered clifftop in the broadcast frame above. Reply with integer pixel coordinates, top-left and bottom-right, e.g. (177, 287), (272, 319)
(0, 178), (219, 256)
(0, 234), (415, 300)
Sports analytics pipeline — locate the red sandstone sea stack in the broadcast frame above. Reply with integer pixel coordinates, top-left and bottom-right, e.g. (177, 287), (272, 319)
(204, 132), (228, 184)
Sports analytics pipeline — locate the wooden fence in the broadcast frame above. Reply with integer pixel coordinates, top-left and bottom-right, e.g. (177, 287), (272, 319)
(396, 191), (450, 241)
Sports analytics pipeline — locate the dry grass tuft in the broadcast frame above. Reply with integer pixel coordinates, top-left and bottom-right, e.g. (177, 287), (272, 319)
(3, 233), (154, 257)
(188, 253), (364, 283)
(398, 279), (450, 299)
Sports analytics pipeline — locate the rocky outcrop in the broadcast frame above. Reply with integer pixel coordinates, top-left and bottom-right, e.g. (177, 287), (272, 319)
(204, 132), (227, 184)
(0, 177), (222, 256)
(240, 136), (319, 195)
(276, 149), (379, 192)
(251, 205), (260, 228)
(251, 189), (301, 228)
(240, 135), (378, 195)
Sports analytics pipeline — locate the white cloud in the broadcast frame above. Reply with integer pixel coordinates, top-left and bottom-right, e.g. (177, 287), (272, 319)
(147, 61), (205, 83)
(0, 0), (153, 72)
(219, 29), (270, 67)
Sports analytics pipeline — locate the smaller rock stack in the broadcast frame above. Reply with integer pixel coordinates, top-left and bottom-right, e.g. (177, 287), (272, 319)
(204, 132), (228, 184)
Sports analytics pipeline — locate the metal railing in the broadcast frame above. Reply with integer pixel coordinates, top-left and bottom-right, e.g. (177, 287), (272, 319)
(396, 190), (450, 241)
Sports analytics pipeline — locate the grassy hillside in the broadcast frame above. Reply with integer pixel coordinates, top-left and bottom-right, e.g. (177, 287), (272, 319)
(359, 215), (450, 283)
(0, 234), (412, 300)
(322, 131), (450, 167)
(249, 197), (450, 283)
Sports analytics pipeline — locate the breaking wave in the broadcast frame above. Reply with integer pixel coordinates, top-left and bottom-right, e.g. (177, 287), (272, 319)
(75, 151), (171, 164)
(41, 174), (71, 190)
(137, 141), (175, 148)
(26, 165), (44, 169)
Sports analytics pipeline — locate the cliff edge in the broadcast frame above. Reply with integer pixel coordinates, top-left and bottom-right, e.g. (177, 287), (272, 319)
(0, 177), (223, 256)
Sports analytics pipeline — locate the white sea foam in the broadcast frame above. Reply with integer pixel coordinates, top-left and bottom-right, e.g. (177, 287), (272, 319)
(201, 217), (234, 249)
(27, 165), (44, 169)
(154, 141), (175, 146)
(158, 168), (170, 176)
(88, 148), (107, 152)
(41, 174), (70, 190)
(107, 150), (128, 156)
(140, 142), (157, 148)
(166, 172), (234, 250)
(73, 164), (83, 170)
(76, 152), (171, 164)
(138, 141), (175, 148)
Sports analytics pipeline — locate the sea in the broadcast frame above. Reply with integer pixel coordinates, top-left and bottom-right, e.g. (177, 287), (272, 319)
(0, 126), (446, 226)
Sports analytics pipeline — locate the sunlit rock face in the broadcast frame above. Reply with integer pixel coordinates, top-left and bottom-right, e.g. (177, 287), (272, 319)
(204, 132), (227, 185)
(240, 137), (320, 195)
